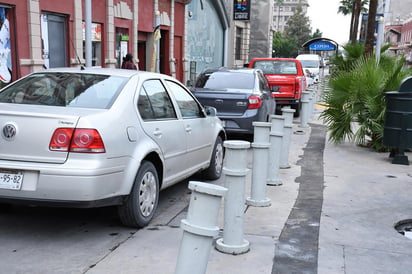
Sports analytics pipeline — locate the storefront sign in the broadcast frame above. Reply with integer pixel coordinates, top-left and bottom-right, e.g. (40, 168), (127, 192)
(233, 0), (250, 20)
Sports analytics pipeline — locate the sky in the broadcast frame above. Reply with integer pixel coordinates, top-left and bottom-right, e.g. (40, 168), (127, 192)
(307, 0), (351, 45)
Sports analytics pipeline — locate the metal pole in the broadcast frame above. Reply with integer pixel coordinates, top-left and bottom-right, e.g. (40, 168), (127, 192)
(85, 0), (92, 67)
(155, 11), (160, 73)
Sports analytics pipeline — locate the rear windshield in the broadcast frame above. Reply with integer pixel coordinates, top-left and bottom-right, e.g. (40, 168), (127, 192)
(0, 72), (127, 109)
(195, 71), (254, 90)
(298, 60), (319, 68)
(252, 60), (298, 75)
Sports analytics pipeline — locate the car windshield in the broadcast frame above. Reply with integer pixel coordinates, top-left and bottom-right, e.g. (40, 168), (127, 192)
(195, 71), (254, 89)
(0, 72), (127, 109)
(298, 60), (319, 68)
(252, 60), (297, 75)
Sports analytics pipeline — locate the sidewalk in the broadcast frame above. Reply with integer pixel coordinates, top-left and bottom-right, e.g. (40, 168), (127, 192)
(86, 110), (412, 274)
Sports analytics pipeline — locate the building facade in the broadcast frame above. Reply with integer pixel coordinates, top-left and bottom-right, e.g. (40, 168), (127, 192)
(0, 0), (188, 86)
(273, 0), (309, 33)
(383, 0), (412, 65)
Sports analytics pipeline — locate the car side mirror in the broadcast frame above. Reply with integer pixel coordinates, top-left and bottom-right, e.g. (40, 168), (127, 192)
(204, 106), (217, 116)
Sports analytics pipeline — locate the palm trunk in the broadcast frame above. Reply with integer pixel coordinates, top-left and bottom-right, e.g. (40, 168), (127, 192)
(351, 0), (361, 43)
(365, 0), (378, 56)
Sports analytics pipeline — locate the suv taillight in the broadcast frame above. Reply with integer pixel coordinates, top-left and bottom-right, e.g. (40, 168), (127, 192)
(50, 128), (106, 153)
(247, 95), (262, 109)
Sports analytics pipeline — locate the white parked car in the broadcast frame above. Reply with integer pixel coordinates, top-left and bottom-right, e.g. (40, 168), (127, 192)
(0, 68), (226, 227)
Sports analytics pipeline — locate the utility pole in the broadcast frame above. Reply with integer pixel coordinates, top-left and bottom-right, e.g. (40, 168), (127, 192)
(85, 0), (92, 67)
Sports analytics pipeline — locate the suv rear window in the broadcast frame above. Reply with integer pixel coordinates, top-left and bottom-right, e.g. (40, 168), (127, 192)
(252, 60), (297, 75)
(0, 72), (127, 109)
(195, 71), (254, 90)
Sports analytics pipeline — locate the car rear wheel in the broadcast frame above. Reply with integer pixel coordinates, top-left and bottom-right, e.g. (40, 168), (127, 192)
(293, 101), (301, 117)
(118, 161), (159, 228)
(201, 136), (224, 180)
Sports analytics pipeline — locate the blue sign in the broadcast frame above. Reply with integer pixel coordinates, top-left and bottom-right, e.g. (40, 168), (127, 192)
(309, 41), (336, 51)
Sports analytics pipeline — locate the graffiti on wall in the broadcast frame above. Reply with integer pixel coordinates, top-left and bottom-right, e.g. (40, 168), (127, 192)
(188, 0), (224, 74)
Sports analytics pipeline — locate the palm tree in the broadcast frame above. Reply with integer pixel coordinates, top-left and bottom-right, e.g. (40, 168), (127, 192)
(364, 0), (377, 56)
(338, 0), (369, 42)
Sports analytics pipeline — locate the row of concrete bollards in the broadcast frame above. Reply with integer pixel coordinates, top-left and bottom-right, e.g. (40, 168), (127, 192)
(175, 91), (318, 274)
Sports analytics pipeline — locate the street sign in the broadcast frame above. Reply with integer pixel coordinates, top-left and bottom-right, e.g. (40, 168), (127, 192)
(309, 41), (336, 51)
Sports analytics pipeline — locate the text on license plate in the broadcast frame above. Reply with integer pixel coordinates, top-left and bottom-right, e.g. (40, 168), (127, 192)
(0, 169), (24, 190)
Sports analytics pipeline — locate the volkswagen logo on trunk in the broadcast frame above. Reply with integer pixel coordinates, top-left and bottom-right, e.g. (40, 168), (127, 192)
(2, 123), (17, 141)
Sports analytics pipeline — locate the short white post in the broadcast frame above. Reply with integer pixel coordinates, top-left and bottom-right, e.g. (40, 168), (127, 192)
(300, 91), (311, 128)
(175, 181), (227, 274)
(246, 122), (271, 207)
(310, 89), (317, 116)
(216, 140), (250, 255)
(279, 107), (295, 169)
(267, 115), (284, 186)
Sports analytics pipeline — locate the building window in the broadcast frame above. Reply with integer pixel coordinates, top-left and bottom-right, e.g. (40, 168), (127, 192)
(235, 27), (242, 60)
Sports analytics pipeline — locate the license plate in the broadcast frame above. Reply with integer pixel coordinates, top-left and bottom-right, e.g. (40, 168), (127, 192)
(0, 169), (23, 190)
(221, 120), (226, 127)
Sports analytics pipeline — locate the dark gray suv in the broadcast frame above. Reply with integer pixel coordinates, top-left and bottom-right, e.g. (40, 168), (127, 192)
(191, 68), (277, 137)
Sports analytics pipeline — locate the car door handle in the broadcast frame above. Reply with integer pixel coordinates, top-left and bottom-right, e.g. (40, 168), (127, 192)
(185, 125), (192, 133)
(153, 128), (162, 137)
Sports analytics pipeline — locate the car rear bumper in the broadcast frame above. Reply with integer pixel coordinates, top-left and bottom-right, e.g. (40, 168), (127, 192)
(0, 157), (134, 206)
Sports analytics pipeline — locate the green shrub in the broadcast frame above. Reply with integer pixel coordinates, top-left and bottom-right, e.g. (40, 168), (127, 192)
(320, 44), (411, 151)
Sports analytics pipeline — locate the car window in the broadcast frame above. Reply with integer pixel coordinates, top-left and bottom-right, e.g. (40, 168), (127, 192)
(195, 71), (254, 89)
(165, 80), (204, 119)
(252, 60), (297, 75)
(0, 72), (126, 109)
(138, 79), (177, 121)
(257, 72), (270, 92)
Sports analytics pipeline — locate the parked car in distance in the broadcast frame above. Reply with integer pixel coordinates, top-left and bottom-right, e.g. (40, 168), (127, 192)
(296, 54), (322, 83)
(0, 68), (226, 228)
(191, 67), (276, 138)
(249, 58), (306, 117)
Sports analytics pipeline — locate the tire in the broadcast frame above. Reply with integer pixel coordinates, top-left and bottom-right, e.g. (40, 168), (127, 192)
(118, 161), (159, 228)
(201, 136), (224, 180)
(293, 101), (301, 117)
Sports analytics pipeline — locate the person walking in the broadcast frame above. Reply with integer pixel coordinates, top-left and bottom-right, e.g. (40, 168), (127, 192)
(121, 53), (137, 70)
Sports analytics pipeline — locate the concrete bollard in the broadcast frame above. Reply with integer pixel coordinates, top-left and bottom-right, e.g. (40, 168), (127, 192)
(175, 181), (227, 274)
(280, 107), (295, 169)
(300, 91), (311, 128)
(246, 122), (271, 207)
(310, 89), (317, 116)
(216, 140), (250, 255)
(267, 115), (284, 186)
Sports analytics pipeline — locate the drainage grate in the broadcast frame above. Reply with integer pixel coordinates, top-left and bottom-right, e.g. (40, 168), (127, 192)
(395, 219), (412, 239)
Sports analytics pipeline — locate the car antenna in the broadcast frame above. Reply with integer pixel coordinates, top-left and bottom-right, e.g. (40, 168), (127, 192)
(70, 37), (85, 70)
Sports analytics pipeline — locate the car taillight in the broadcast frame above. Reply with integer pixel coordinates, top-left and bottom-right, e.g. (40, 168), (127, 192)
(50, 128), (105, 153)
(295, 78), (301, 95)
(247, 95), (262, 109)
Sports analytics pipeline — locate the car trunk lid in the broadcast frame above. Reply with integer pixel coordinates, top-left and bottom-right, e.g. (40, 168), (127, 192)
(192, 88), (250, 116)
(0, 104), (84, 164)
(266, 75), (296, 99)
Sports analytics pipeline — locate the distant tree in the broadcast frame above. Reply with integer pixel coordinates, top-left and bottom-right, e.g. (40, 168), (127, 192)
(284, 3), (312, 55)
(312, 29), (322, 39)
(272, 32), (297, 58)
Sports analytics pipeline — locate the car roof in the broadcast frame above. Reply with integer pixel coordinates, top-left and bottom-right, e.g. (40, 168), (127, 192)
(251, 58), (299, 62)
(39, 67), (173, 79)
(200, 67), (259, 74)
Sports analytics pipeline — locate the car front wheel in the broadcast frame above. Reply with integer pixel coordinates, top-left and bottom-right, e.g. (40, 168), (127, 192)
(118, 161), (159, 228)
(201, 136), (224, 180)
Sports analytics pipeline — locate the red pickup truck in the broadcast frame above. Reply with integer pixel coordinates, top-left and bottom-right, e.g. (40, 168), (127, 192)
(249, 58), (307, 117)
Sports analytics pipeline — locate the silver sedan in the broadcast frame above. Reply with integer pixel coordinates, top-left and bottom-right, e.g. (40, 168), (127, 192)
(0, 68), (225, 228)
